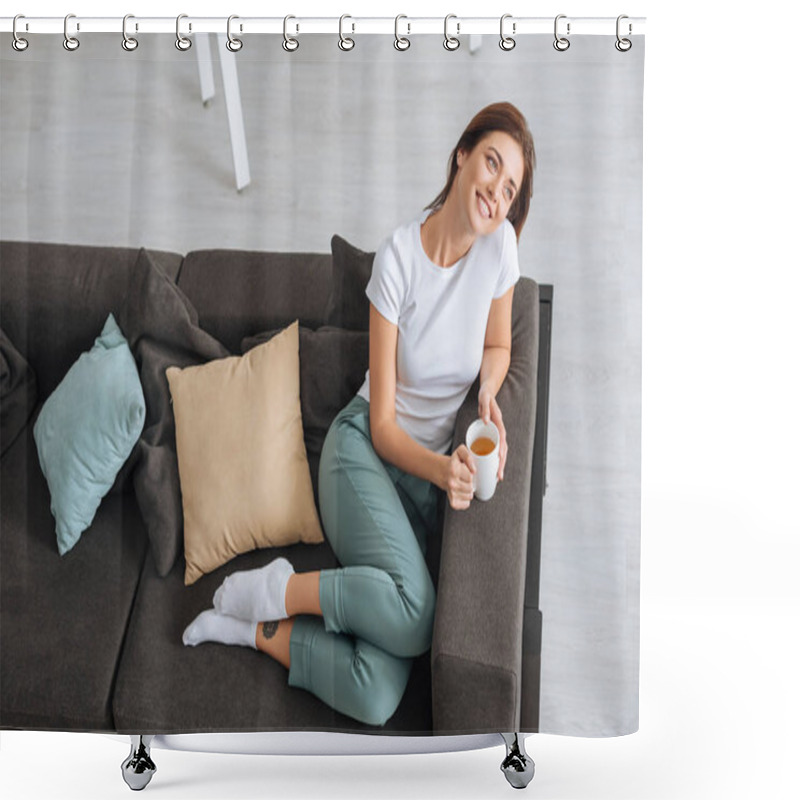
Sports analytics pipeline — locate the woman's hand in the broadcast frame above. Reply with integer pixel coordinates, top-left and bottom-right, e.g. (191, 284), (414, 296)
(443, 445), (476, 510)
(478, 383), (508, 482)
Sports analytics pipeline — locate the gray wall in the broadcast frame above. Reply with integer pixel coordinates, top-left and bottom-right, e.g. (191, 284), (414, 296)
(0, 32), (643, 735)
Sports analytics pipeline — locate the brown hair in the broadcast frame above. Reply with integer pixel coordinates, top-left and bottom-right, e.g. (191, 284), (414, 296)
(426, 102), (535, 240)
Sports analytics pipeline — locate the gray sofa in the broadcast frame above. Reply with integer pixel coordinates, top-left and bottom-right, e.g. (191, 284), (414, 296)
(0, 239), (551, 736)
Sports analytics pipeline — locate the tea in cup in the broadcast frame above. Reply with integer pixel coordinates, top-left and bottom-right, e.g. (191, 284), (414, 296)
(466, 419), (500, 501)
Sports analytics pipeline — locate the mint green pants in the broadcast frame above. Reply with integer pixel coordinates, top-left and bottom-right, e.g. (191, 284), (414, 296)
(287, 396), (439, 727)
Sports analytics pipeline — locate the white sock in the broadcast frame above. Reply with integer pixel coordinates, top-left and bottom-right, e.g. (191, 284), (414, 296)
(213, 557), (295, 622)
(182, 609), (258, 649)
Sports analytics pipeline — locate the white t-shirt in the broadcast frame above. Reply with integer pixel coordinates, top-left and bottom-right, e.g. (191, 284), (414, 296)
(358, 210), (520, 455)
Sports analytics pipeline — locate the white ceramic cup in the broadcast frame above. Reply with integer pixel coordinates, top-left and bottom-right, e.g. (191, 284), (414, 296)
(465, 419), (500, 501)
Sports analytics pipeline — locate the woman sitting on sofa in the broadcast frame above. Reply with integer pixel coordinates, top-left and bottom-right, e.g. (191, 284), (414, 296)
(183, 101), (535, 727)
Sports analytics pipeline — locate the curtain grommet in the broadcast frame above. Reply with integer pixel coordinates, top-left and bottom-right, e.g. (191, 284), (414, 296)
(615, 15), (632, 51)
(394, 15), (410, 51)
(12, 15), (29, 52)
(122, 14), (139, 51)
(338, 15), (355, 51)
(553, 14), (570, 51)
(175, 14), (192, 51)
(283, 15), (299, 52)
(443, 14), (460, 51)
(63, 14), (80, 51)
(226, 15), (243, 52)
(499, 14), (516, 51)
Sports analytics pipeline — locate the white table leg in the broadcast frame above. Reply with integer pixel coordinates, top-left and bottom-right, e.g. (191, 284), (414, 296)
(216, 33), (251, 192)
(196, 33), (215, 106)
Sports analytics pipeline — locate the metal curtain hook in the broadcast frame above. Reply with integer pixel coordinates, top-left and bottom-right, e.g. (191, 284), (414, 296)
(283, 15), (299, 52)
(443, 14), (460, 51)
(175, 14), (192, 51)
(338, 14), (355, 51)
(12, 14), (29, 52)
(394, 14), (410, 51)
(122, 14), (138, 51)
(615, 15), (632, 51)
(499, 14), (516, 51)
(226, 15), (243, 51)
(553, 14), (570, 51)
(63, 13), (80, 51)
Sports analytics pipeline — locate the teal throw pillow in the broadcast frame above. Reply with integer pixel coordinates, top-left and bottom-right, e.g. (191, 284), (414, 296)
(33, 313), (146, 555)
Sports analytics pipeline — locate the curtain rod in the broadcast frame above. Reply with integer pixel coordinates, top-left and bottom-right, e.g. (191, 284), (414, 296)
(1, 16), (646, 37)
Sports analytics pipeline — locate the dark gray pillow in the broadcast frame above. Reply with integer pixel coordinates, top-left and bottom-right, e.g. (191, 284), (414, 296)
(241, 325), (369, 460)
(324, 235), (375, 332)
(120, 248), (229, 577)
(0, 327), (37, 457)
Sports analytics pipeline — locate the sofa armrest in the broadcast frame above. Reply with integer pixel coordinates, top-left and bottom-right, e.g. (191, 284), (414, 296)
(431, 278), (540, 733)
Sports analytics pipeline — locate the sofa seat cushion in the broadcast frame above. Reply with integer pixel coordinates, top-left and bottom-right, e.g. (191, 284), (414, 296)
(0, 409), (150, 731)
(113, 544), (432, 734)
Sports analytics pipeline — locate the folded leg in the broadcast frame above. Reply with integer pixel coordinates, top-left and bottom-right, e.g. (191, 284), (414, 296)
(288, 615), (413, 727)
(318, 397), (438, 659)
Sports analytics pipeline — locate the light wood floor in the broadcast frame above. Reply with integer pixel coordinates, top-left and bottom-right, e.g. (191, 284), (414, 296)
(1, 32), (643, 736)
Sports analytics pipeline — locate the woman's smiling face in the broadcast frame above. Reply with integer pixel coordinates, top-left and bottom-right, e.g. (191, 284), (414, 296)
(454, 130), (525, 237)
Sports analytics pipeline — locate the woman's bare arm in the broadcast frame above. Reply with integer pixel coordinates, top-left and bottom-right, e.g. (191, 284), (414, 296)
(367, 304), (474, 506)
(479, 286), (514, 398)
(477, 286), (514, 480)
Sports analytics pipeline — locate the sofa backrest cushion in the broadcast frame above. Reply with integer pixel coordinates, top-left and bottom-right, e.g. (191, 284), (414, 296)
(176, 249), (333, 353)
(241, 325), (370, 468)
(0, 241), (183, 399)
(325, 235), (375, 331)
(1, 326), (38, 457)
(119, 248), (230, 578)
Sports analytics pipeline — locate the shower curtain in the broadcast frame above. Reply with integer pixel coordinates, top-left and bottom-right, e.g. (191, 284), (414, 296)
(0, 17), (643, 749)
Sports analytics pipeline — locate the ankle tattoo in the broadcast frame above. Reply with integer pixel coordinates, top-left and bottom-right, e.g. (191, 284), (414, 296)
(261, 621), (279, 640)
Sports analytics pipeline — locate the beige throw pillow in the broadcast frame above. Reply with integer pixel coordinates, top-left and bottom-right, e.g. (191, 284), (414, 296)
(166, 321), (324, 585)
